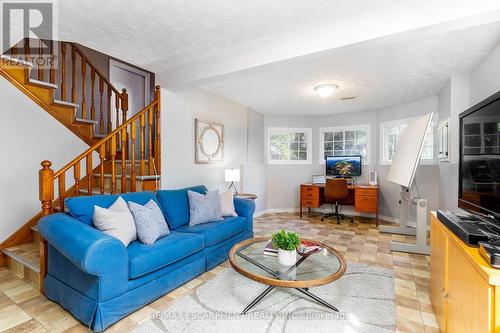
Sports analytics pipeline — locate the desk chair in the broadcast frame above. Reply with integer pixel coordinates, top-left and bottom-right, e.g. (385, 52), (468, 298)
(321, 178), (354, 224)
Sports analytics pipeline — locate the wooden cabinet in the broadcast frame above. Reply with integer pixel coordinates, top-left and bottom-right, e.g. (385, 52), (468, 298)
(300, 185), (322, 208)
(430, 217), (448, 331)
(354, 187), (378, 213)
(430, 212), (500, 332)
(446, 240), (492, 333)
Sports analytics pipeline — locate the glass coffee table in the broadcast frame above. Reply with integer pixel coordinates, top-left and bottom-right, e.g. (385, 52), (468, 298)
(229, 236), (346, 314)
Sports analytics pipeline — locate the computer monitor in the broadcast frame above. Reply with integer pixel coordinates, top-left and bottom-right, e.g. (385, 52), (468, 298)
(326, 155), (362, 177)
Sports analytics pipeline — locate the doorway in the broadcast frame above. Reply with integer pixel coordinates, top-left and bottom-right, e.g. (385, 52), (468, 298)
(109, 59), (152, 160)
(109, 59), (151, 121)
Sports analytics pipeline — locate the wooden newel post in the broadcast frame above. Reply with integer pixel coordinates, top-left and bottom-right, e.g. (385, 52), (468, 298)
(38, 160), (52, 295)
(121, 88), (129, 124)
(154, 85), (161, 174)
(120, 88), (129, 159)
(39, 161), (54, 216)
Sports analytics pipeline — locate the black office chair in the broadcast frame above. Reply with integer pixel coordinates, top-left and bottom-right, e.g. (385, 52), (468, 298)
(321, 178), (354, 224)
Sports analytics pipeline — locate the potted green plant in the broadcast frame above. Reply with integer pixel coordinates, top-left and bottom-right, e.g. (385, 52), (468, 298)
(272, 229), (300, 266)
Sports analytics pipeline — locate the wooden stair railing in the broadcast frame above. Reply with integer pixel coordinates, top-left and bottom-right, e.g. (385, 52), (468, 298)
(1, 38), (160, 293)
(39, 85), (161, 214)
(36, 86), (160, 293)
(66, 43), (128, 136)
(2, 38), (129, 144)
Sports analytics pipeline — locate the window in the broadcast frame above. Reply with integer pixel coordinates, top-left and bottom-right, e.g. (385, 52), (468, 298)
(319, 125), (370, 164)
(380, 116), (436, 165)
(268, 128), (312, 164)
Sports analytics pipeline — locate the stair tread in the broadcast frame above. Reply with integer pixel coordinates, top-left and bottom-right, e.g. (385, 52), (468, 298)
(28, 78), (58, 89)
(78, 189), (112, 195)
(75, 118), (98, 125)
(94, 133), (107, 138)
(1, 243), (40, 273)
(112, 160), (149, 164)
(30, 225), (38, 232)
(93, 174), (160, 180)
(53, 99), (79, 108)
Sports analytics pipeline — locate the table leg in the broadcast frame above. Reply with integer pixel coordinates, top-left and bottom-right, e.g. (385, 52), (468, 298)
(242, 285), (275, 314)
(242, 284), (339, 314)
(295, 288), (339, 312)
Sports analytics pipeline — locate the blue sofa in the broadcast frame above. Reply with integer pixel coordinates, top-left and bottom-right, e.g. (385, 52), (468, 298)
(38, 185), (255, 331)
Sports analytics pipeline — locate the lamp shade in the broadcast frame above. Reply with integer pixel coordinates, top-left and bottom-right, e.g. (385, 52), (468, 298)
(225, 168), (240, 182)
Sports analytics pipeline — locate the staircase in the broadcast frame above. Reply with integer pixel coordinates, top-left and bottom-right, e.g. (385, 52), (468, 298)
(0, 38), (129, 145)
(0, 38), (162, 292)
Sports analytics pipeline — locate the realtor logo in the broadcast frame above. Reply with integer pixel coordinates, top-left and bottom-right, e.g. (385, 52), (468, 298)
(1, 1), (58, 67)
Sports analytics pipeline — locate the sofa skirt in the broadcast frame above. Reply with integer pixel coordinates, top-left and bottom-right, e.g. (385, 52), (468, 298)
(44, 230), (254, 331)
(45, 257), (206, 332)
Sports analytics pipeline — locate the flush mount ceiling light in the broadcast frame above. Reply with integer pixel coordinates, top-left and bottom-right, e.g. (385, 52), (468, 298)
(314, 84), (339, 97)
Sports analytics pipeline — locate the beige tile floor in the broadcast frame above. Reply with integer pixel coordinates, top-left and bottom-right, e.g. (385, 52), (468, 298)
(0, 213), (439, 333)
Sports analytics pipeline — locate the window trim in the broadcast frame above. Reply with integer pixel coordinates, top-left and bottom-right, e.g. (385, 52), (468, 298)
(319, 124), (371, 165)
(267, 127), (312, 165)
(379, 116), (437, 165)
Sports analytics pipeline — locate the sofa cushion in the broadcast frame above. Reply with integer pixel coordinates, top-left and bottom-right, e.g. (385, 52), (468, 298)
(93, 196), (137, 246)
(66, 192), (159, 226)
(128, 200), (169, 245)
(156, 185), (207, 230)
(220, 191), (237, 217)
(127, 231), (204, 279)
(176, 216), (247, 247)
(188, 190), (223, 226)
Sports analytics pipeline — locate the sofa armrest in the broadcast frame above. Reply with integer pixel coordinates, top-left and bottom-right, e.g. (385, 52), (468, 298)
(38, 213), (127, 277)
(234, 197), (255, 232)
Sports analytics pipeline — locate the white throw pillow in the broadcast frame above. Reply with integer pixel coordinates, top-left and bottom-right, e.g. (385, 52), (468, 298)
(219, 191), (237, 217)
(93, 196), (137, 246)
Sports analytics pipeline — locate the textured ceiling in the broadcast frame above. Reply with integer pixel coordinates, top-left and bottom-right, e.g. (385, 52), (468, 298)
(57, 1), (500, 116)
(59, 0), (398, 72)
(202, 22), (500, 115)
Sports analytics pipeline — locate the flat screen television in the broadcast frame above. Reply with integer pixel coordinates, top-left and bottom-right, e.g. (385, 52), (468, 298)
(459, 91), (500, 221)
(326, 155), (362, 177)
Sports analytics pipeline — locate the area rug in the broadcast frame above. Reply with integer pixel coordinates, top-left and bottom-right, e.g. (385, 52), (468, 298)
(131, 262), (396, 333)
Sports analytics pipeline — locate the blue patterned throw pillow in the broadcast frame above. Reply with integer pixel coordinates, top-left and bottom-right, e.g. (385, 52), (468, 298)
(128, 199), (170, 245)
(188, 190), (223, 226)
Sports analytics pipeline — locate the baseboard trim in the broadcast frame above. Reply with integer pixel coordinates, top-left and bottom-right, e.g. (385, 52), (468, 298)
(254, 208), (298, 217)
(254, 208), (399, 223)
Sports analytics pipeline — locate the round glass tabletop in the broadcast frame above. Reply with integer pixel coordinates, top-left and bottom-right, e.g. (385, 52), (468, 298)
(229, 237), (346, 288)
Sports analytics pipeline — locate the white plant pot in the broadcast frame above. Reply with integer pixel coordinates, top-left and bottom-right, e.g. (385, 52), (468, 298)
(278, 248), (297, 266)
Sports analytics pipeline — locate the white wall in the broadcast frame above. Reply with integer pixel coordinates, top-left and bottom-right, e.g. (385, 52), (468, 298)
(470, 42), (500, 105)
(265, 115), (316, 210)
(245, 110), (267, 212)
(0, 77), (88, 242)
(160, 88), (251, 194)
(437, 75), (469, 212)
(436, 41), (500, 213)
(263, 96), (439, 220)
